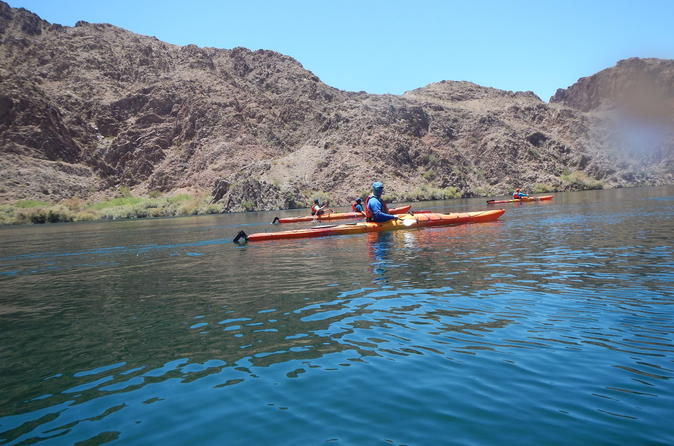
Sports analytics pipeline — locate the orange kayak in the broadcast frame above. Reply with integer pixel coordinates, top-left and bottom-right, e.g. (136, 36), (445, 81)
(487, 195), (553, 204)
(273, 205), (412, 224)
(235, 209), (505, 243)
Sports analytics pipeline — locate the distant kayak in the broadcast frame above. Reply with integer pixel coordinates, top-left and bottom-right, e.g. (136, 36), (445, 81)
(487, 195), (553, 204)
(272, 205), (412, 224)
(236, 209), (505, 243)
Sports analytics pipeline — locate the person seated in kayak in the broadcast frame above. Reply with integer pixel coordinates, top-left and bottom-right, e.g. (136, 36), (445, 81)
(352, 198), (364, 213)
(365, 182), (399, 223)
(513, 188), (529, 199)
(311, 199), (330, 216)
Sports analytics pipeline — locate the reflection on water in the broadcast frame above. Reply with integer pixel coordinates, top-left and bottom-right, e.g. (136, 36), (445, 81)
(0, 186), (673, 445)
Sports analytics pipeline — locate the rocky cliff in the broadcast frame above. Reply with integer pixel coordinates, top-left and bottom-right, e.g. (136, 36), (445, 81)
(1, 2), (672, 212)
(551, 58), (674, 178)
(550, 58), (674, 114)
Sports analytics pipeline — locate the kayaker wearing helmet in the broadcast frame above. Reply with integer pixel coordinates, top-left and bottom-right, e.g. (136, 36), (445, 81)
(352, 198), (364, 213)
(513, 188), (529, 199)
(311, 199), (331, 216)
(365, 182), (398, 222)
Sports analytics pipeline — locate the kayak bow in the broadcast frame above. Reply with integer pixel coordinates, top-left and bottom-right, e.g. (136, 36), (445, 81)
(272, 205), (412, 224)
(486, 195), (553, 204)
(235, 209), (505, 243)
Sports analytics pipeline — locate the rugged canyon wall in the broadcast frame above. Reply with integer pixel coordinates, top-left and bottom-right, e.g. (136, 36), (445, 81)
(550, 58), (674, 180)
(1, 1), (672, 211)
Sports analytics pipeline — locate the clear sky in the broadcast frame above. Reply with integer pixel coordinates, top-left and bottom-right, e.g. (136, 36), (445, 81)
(6, 0), (674, 101)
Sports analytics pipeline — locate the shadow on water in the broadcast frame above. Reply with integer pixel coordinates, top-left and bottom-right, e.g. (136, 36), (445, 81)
(0, 186), (673, 445)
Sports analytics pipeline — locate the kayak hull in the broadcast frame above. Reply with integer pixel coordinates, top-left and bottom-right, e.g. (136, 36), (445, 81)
(238, 209), (505, 242)
(275, 205), (412, 224)
(487, 195), (553, 204)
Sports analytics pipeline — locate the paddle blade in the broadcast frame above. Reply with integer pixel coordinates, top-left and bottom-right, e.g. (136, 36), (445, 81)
(233, 231), (248, 244)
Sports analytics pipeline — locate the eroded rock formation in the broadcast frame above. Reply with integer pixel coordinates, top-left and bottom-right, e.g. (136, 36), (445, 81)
(1, 1), (672, 211)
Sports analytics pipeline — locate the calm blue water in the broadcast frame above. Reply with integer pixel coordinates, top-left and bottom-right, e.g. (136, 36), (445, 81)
(1, 186), (673, 445)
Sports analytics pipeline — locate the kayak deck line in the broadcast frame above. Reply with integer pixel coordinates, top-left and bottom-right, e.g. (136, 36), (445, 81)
(234, 209), (505, 243)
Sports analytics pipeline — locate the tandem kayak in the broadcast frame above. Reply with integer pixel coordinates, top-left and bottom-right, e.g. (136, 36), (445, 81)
(486, 195), (553, 204)
(235, 209), (505, 243)
(272, 205), (413, 224)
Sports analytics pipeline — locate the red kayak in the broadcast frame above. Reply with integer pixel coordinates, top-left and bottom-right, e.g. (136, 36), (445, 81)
(236, 209), (505, 243)
(487, 195), (553, 204)
(273, 205), (413, 224)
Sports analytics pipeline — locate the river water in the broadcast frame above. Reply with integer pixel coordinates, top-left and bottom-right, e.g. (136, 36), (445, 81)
(1, 186), (673, 445)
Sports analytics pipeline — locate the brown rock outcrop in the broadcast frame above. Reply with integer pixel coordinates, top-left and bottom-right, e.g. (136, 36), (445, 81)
(0, 1), (672, 210)
(550, 58), (674, 115)
(551, 58), (674, 183)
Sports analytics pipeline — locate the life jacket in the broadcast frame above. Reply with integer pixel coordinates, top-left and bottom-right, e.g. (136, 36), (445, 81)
(513, 191), (521, 199)
(364, 195), (389, 222)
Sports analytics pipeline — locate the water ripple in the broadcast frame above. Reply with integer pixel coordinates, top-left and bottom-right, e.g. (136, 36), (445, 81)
(1, 187), (673, 445)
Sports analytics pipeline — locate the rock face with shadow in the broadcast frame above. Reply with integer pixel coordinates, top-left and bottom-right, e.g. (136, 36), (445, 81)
(1, 1), (672, 210)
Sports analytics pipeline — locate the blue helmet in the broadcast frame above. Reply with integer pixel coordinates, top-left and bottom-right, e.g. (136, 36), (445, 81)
(372, 181), (384, 196)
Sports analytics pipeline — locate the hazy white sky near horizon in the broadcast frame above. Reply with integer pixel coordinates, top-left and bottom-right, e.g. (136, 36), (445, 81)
(7, 0), (674, 101)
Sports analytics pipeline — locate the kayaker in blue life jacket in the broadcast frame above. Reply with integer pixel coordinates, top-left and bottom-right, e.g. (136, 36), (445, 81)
(513, 188), (529, 199)
(352, 198), (364, 213)
(365, 182), (398, 223)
